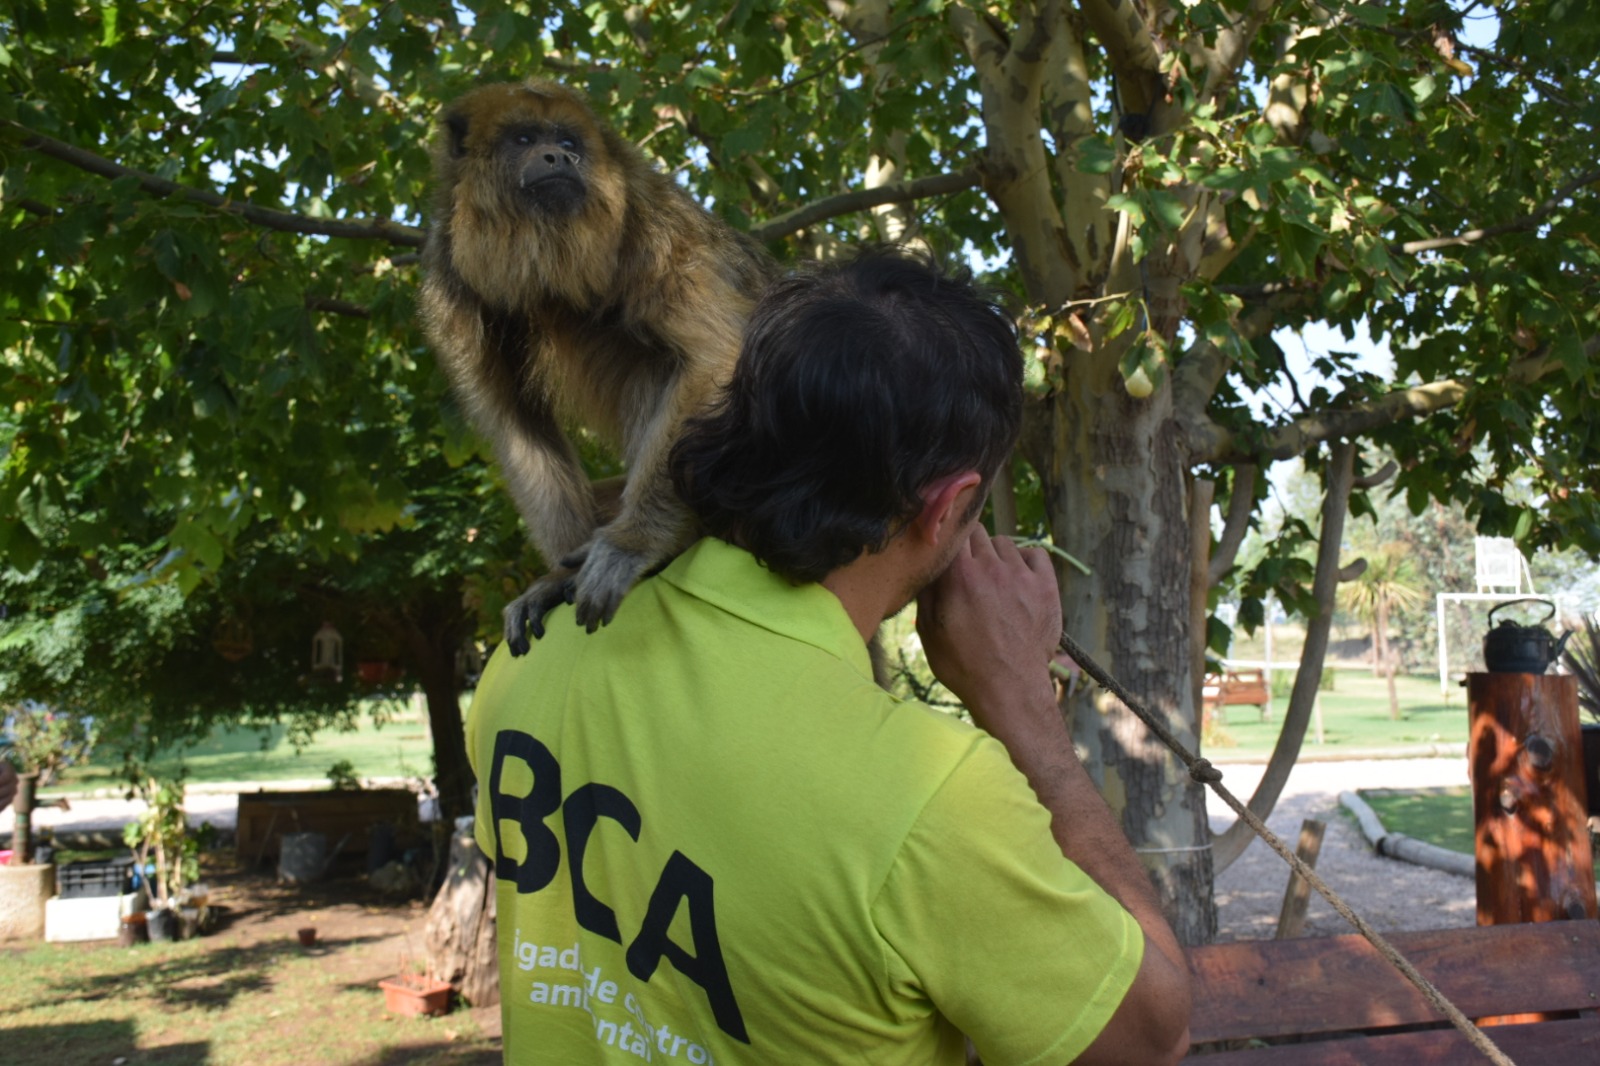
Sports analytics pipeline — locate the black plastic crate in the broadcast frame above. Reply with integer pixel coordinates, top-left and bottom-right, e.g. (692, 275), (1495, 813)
(57, 857), (135, 899)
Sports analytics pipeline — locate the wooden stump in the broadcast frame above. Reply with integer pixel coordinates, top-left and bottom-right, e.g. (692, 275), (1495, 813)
(424, 831), (499, 1008)
(1468, 672), (1597, 929)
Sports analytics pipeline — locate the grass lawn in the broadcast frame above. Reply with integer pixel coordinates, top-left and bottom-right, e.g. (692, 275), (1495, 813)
(43, 703), (450, 795)
(0, 860), (498, 1066)
(1203, 669), (1471, 757)
(1360, 785), (1600, 881)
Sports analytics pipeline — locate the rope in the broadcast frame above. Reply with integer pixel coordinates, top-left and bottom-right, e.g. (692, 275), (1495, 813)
(1055, 629), (1517, 1066)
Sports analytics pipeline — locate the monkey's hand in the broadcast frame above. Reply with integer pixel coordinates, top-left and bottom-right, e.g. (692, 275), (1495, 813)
(503, 568), (579, 657)
(568, 537), (654, 633)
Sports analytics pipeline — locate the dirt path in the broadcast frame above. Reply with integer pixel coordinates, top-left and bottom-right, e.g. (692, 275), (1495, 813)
(1210, 756), (1477, 941)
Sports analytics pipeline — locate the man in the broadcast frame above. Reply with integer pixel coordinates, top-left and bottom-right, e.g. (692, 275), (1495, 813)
(466, 249), (1191, 1064)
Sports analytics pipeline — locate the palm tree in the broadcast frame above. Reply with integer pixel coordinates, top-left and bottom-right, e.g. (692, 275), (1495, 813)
(1340, 547), (1426, 720)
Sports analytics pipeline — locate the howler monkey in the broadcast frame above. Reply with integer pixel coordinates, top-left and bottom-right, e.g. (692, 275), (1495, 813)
(420, 80), (776, 654)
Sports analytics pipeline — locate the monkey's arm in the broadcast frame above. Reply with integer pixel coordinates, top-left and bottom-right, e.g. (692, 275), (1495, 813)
(420, 274), (606, 652)
(565, 287), (749, 631)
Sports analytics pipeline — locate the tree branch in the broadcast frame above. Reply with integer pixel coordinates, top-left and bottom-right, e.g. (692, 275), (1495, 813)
(1391, 167), (1600, 255)
(1079, 0), (1166, 120)
(7, 121), (425, 247)
(1194, 0), (1275, 103)
(1201, 379), (1468, 464)
(1190, 343), (1569, 465)
(1212, 439), (1357, 871)
(1207, 463), (1257, 586)
(748, 166), (981, 243)
(1171, 302), (1280, 424)
(304, 295), (371, 318)
(1352, 459), (1398, 490)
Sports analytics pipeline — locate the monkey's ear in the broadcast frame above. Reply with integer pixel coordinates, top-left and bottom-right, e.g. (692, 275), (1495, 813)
(445, 111), (470, 159)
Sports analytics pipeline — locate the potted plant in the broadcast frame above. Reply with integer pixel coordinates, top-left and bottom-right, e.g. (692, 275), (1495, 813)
(1, 703), (92, 863)
(1560, 613), (1600, 817)
(0, 704), (91, 940)
(122, 771), (198, 941)
(379, 960), (453, 1017)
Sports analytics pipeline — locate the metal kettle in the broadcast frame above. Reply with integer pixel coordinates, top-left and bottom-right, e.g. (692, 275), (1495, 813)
(1483, 598), (1572, 674)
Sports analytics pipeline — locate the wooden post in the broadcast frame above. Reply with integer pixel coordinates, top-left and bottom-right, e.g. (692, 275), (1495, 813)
(1468, 672), (1597, 927)
(1274, 819), (1326, 939)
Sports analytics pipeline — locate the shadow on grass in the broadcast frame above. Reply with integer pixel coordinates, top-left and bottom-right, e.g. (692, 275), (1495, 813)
(5, 1021), (209, 1066)
(206, 866), (425, 926)
(352, 1044), (501, 1065)
(32, 933), (385, 1015)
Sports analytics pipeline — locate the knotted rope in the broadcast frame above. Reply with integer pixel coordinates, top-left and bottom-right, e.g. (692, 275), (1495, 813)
(1056, 629), (1516, 1066)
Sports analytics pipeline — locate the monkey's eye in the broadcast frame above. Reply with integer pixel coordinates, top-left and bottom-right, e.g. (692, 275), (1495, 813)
(514, 133), (533, 145)
(558, 136), (578, 151)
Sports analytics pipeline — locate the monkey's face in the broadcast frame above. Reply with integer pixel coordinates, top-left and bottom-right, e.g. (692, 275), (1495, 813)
(441, 85), (604, 221)
(431, 81), (632, 306)
(499, 120), (589, 217)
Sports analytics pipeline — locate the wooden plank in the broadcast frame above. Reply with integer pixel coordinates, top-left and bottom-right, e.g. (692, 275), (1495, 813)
(1187, 922), (1600, 1045)
(1273, 819), (1326, 940)
(1184, 1014), (1600, 1064)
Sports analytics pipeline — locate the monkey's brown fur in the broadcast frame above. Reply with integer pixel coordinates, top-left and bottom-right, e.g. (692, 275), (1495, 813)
(420, 80), (776, 653)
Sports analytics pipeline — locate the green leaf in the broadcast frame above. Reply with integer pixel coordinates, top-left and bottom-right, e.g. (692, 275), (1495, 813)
(1074, 136), (1118, 175)
(1147, 189), (1187, 230)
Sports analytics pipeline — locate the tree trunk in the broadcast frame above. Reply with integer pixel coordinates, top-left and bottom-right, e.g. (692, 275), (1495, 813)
(409, 630), (473, 828)
(1377, 598), (1401, 720)
(397, 595), (475, 829)
(425, 830), (500, 1006)
(1045, 373), (1216, 946)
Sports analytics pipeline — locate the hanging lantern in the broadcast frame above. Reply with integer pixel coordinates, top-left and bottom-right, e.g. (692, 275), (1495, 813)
(211, 614), (255, 662)
(310, 621), (344, 683)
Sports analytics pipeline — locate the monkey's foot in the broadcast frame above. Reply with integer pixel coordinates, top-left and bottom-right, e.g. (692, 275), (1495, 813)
(503, 570), (577, 656)
(569, 538), (653, 633)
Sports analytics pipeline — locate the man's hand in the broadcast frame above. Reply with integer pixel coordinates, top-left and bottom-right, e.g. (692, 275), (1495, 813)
(918, 528), (1193, 1064)
(915, 529), (1061, 734)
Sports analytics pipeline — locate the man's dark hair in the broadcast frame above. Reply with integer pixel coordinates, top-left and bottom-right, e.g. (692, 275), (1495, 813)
(668, 247), (1023, 583)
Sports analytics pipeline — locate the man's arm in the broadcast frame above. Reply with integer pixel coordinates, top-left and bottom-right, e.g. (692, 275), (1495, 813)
(917, 530), (1192, 1066)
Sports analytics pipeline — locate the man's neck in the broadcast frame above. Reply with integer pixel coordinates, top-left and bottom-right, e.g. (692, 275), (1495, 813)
(819, 548), (910, 644)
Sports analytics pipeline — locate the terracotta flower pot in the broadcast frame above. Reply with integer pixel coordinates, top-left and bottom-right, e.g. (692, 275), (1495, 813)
(297, 926), (317, 947)
(379, 974), (452, 1017)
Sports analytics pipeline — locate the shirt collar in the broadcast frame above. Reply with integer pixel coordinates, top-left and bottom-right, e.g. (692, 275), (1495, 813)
(658, 537), (876, 680)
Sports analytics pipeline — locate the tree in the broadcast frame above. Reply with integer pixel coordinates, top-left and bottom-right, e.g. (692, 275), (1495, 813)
(1339, 545), (1425, 718)
(4, 1), (1597, 941)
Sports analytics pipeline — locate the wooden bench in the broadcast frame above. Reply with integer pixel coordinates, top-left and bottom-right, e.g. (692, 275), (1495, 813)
(1202, 668), (1272, 722)
(1184, 921), (1600, 1062)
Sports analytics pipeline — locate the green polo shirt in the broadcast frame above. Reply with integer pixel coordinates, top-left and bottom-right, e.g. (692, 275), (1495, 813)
(467, 537), (1141, 1065)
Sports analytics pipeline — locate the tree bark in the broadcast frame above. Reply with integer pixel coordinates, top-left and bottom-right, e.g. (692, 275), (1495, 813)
(1049, 368), (1216, 946)
(425, 830), (500, 1006)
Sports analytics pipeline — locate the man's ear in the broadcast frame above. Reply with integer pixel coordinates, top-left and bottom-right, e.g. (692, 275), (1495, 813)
(912, 471), (983, 544)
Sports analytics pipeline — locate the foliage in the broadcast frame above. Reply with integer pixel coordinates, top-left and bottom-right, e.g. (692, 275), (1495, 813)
(0, 702), (94, 783)
(1561, 613), (1600, 724)
(122, 771), (197, 909)
(1340, 546), (1427, 639)
(325, 758), (362, 791)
